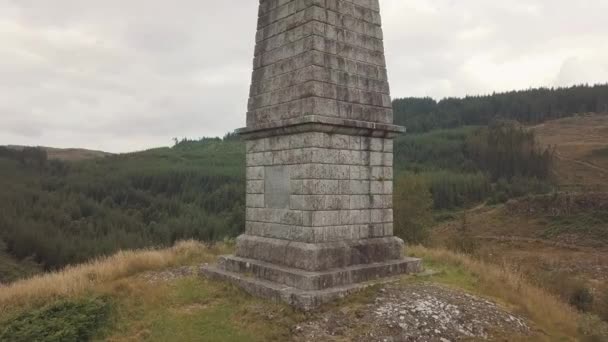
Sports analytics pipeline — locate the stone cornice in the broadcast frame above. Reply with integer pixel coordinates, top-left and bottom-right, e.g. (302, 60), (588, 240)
(238, 115), (405, 139)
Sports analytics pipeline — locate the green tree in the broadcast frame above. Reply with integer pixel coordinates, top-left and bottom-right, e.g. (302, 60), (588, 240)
(393, 174), (434, 244)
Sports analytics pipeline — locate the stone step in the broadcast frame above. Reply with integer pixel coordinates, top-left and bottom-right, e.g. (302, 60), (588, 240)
(216, 254), (422, 291)
(199, 263), (403, 311)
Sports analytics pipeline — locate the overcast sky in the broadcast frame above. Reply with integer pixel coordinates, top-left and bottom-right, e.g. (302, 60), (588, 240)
(1, 0), (607, 153)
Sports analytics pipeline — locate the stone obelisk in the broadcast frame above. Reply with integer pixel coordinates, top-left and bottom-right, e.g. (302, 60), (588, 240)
(202, 0), (422, 310)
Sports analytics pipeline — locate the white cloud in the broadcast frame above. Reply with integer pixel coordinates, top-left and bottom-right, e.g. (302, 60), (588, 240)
(0, 0), (607, 152)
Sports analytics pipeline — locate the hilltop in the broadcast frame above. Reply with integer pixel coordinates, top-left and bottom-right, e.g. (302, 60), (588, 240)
(2, 241), (605, 341)
(5, 145), (112, 161)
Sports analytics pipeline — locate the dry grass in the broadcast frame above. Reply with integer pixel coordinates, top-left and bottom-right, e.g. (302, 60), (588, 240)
(0, 241), (220, 312)
(533, 114), (608, 191)
(409, 245), (581, 339)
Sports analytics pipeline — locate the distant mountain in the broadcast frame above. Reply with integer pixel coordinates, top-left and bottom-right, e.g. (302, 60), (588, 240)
(5, 145), (112, 161)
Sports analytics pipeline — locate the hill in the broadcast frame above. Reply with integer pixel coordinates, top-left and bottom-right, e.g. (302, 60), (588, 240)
(0, 120), (557, 276)
(431, 192), (608, 323)
(533, 113), (608, 191)
(2, 241), (605, 341)
(5, 145), (112, 161)
(0, 139), (245, 273)
(393, 84), (608, 133)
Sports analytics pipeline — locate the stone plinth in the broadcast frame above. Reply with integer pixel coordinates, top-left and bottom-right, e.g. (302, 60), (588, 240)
(201, 0), (422, 310)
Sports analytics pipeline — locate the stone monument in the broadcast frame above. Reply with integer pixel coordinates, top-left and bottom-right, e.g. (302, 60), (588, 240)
(202, 0), (422, 310)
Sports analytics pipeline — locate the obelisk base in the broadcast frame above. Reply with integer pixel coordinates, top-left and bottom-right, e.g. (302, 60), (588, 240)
(200, 255), (421, 311)
(200, 234), (422, 311)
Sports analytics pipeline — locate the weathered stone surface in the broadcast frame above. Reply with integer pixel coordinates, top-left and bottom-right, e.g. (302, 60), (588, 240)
(201, 0), (422, 311)
(245, 221), (393, 243)
(234, 235), (404, 272)
(200, 262), (420, 312)
(247, 0), (392, 128)
(216, 255), (422, 291)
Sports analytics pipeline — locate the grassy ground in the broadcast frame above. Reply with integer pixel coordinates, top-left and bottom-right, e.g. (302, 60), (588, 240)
(409, 246), (582, 341)
(430, 201), (608, 331)
(103, 277), (302, 341)
(0, 241), (303, 341)
(533, 113), (608, 192)
(1, 241), (606, 341)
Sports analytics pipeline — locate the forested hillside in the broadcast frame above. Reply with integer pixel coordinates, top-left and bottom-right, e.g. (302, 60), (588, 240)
(0, 140), (245, 275)
(0, 123), (552, 276)
(1, 84), (604, 280)
(393, 84), (608, 132)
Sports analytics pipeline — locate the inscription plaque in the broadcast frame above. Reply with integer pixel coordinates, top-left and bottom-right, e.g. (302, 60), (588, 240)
(264, 166), (290, 209)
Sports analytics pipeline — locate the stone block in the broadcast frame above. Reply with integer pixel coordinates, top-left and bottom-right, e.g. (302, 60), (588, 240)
(246, 208), (304, 225)
(246, 139), (267, 153)
(291, 164), (350, 180)
(370, 152), (393, 166)
(369, 195), (392, 209)
(247, 180), (265, 194)
(246, 221), (315, 242)
(234, 235), (405, 271)
(290, 195), (351, 210)
(371, 208), (393, 223)
(300, 179), (340, 195)
(246, 167), (265, 181)
(383, 139), (393, 152)
(370, 180), (393, 195)
(246, 194), (265, 208)
(339, 180), (370, 195)
(370, 166), (393, 180)
(349, 165), (370, 180)
(339, 209), (371, 225)
(311, 210), (341, 226)
(247, 152), (273, 166)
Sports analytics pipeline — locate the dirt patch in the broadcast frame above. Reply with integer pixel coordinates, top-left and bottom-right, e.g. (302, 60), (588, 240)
(293, 283), (529, 341)
(172, 303), (210, 315)
(139, 266), (196, 283)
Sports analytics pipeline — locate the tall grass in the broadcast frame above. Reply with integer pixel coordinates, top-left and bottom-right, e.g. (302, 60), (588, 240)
(409, 245), (581, 339)
(0, 241), (215, 311)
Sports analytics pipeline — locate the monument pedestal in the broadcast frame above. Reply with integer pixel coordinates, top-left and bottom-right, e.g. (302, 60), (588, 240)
(201, 0), (422, 310)
(201, 254), (421, 311)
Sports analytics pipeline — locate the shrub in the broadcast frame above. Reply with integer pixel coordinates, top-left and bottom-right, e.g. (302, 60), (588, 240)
(570, 285), (595, 313)
(394, 174), (434, 244)
(446, 210), (479, 255)
(0, 297), (110, 342)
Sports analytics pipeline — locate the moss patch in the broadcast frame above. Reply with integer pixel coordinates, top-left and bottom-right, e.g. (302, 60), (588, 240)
(0, 297), (110, 342)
